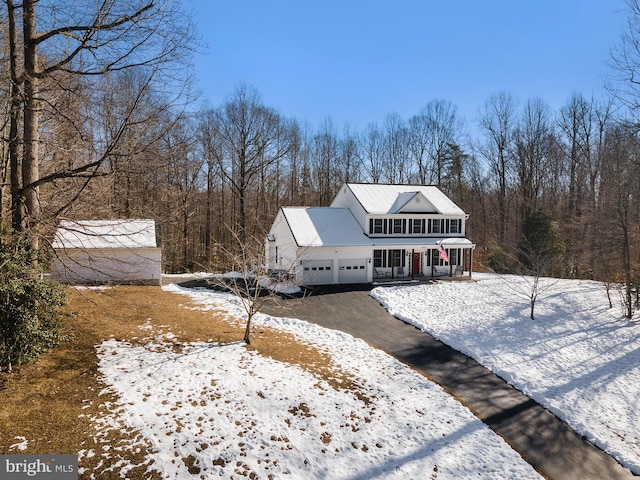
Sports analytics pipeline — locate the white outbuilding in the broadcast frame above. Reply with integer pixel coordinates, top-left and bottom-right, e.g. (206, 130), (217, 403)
(51, 219), (162, 285)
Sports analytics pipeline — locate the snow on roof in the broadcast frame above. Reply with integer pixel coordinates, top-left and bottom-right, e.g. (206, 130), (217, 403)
(52, 219), (158, 250)
(282, 207), (370, 247)
(344, 183), (465, 215)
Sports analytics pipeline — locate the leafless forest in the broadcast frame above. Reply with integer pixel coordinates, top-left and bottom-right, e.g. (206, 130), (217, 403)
(2, 0), (640, 290)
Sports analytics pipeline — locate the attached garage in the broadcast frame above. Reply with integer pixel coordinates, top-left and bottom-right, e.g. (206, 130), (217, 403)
(302, 260), (334, 285)
(51, 219), (162, 286)
(338, 258), (368, 284)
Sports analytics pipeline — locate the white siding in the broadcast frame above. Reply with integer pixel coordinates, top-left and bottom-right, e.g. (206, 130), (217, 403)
(51, 248), (161, 285)
(265, 209), (300, 273)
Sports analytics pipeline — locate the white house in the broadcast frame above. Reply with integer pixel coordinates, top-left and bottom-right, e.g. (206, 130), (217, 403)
(51, 219), (162, 285)
(265, 183), (475, 286)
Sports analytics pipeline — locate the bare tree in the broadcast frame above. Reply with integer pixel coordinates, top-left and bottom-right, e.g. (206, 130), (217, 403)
(478, 91), (518, 246)
(556, 94), (614, 276)
(516, 211), (564, 319)
(5, 0), (196, 245)
(210, 85), (291, 245)
(413, 100), (465, 187)
(359, 122), (385, 182)
(608, 0), (640, 122)
(207, 231), (298, 345)
(382, 112), (410, 183)
(196, 107), (224, 271)
(599, 125), (640, 319)
(513, 250), (559, 321)
(310, 118), (340, 205)
(338, 124), (362, 184)
(513, 97), (554, 221)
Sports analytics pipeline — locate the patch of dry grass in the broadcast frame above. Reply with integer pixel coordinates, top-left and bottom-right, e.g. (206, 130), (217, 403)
(0, 285), (365, 479)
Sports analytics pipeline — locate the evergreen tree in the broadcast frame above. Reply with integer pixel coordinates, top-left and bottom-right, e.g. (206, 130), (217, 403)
(518, 210), (564, 272)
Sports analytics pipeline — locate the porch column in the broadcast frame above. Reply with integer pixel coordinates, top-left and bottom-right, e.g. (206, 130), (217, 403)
(411, 249), (415, 279)
(469, 248), (473, 278)
(431, 249), (435, 277)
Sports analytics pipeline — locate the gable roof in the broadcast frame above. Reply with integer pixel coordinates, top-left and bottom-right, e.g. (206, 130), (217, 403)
(281, 207), (370, 247)
(340, 183), (465, 215)
(52, 219), (159, 250)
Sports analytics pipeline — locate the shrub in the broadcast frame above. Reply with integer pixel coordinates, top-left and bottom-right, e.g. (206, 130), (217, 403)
(0, 228), (67, 372)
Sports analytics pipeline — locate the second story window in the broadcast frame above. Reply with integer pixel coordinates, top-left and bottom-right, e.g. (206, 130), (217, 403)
(450, 219), (460, 234)
(393, 219), (403, 234)
(431, 219), (442, 234)
(410, 219), (425, 234)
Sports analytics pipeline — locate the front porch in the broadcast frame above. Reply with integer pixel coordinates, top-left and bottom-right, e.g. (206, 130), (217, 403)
(372, 273), (474, 287)
(373, 266), (466, 281)
(372, 245), (474, 281)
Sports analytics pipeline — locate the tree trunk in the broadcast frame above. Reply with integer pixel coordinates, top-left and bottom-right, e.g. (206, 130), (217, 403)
(621, 217), (633, 319)
(243, 315), (252, 345)
(7, 0), (22, 229)
(22, 0), (40, 247)
(530, 298), (536, 320)
(205, 161), (213, 269)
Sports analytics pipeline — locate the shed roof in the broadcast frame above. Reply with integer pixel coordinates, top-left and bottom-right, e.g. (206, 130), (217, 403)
(52, 219), (159, 250)
(340, 183), (465, 215)
(281, 207), (370, 247)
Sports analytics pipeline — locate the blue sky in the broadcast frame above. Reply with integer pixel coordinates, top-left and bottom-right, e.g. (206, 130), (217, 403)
(187, 0), (627, 132)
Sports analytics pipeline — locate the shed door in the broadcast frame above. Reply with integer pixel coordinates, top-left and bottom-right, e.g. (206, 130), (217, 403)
(302, 260), (334, 285)
(338, 259), (368, 284)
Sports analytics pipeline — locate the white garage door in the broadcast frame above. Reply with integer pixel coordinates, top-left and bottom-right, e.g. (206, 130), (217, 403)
(302, 260), (334, 285)
(338, 259), (368, 284)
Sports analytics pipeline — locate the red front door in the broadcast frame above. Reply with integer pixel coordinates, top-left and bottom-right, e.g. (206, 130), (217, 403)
(412, 253), (421, 276)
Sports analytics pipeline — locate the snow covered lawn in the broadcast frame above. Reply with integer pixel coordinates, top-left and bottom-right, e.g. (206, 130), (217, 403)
(87, 283), (542, 479)
(371, 273), (640, 475)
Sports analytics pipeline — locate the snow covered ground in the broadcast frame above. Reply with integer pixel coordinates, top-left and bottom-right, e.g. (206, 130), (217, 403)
(372, 273), (640, 475)
(84, 282), (543, 479)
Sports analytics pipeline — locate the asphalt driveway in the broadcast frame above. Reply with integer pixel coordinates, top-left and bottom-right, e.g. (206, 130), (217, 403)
(258, 284), (636, 480)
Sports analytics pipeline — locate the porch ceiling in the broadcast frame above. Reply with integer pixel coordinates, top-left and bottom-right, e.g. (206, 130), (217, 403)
(370, 237), (475, 248)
